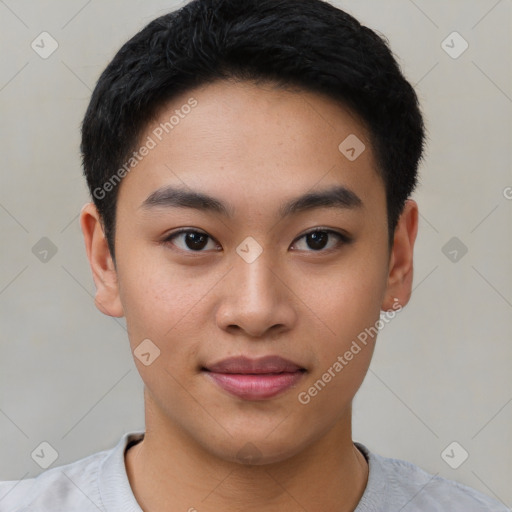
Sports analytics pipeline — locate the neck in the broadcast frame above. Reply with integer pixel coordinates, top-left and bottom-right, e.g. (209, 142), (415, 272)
(125, 398), (368, 512)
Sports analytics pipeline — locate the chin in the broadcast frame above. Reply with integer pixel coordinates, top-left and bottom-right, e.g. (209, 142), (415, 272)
(202, 430), (310, 467)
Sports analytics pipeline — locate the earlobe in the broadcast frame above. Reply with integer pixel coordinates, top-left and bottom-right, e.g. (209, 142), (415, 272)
(381, 199), (418, 311)
(79, 203), (124, 318)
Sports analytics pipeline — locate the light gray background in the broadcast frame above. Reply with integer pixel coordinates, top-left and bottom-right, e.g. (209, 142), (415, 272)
(1, 0), (511, 507)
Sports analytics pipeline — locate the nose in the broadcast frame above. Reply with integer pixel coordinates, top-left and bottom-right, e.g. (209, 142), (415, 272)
(215, 249), (297, 339)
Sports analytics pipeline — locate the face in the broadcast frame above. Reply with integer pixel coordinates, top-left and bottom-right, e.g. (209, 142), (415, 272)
(81, 79), (417, 464)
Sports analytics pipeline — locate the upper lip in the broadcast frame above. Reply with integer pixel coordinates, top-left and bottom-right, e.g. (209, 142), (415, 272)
(204, 355), (305, 374)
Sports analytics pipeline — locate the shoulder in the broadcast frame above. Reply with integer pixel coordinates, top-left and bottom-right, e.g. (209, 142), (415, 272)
(355, 442), (510, 512)
(0, 444), (113, 512)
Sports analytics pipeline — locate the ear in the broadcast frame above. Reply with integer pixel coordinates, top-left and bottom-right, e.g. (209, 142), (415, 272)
(381, 199), (418, 311)
(79, 202), (124, 317)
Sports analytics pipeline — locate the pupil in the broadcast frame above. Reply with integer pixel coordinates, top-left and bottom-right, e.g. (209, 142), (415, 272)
(186, 232), (207, 250)
(308, 231), (327, 250)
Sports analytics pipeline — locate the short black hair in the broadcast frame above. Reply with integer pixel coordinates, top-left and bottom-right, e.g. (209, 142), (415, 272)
(81, 0), (426, 261)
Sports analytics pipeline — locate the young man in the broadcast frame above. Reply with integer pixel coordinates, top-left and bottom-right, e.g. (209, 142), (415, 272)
(0, 0), (508, 510)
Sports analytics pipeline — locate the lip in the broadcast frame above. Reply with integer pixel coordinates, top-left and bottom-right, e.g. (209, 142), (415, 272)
(205, 355), (304, 374)
(203, 355), (306, 400)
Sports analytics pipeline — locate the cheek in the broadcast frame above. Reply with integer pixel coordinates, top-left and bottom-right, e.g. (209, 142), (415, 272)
(115, 249), (203, 355)
(294, 270), (383, 417)
(117, 262), (207, 415)
(302, 252), (387, 346)
(295, 249), (388, 402)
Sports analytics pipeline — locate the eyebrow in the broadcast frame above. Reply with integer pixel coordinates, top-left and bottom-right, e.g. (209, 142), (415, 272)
(140, 184), (363, 219)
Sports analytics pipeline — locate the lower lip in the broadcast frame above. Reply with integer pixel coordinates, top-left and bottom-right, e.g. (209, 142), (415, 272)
(204, 371), (305, 400)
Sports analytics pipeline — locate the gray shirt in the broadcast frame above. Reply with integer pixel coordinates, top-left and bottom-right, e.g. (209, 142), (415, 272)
(0, 431), (508, 511)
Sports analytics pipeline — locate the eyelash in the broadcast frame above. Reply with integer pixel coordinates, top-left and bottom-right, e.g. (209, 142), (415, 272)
(161, 228), (351, 254)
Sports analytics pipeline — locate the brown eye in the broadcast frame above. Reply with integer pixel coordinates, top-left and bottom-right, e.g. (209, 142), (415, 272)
(162, 228), (350, 254)
(292, 229), (349, 252)
(163, 229), (219, 252)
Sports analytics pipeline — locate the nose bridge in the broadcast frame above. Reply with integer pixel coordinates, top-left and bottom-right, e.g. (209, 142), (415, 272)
(216, 241), (295, 336)
(233, 243), (281, 305)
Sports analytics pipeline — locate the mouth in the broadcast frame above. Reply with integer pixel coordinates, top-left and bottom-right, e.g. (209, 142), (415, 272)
(202, 355), (307, 401)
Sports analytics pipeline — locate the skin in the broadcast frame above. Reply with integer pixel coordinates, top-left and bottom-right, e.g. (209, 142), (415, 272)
(80, 79), (418, 512)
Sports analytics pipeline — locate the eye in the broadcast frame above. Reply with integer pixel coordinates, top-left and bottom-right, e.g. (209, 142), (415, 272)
(162, 228), (350, 254)
(162, 229), (220, 252)
(291, 228), (350, 252)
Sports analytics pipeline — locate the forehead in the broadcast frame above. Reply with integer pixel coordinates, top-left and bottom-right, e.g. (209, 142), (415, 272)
(116, 79), (385, 219)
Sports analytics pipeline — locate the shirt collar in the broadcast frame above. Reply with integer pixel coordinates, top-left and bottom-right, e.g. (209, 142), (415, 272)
(98, 430), (145, 512)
